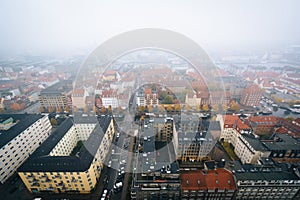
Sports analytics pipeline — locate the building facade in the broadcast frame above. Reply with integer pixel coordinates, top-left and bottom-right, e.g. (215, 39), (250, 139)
(218, 115), (251, 147)
(71, 89), (88, 109)
(39, 80), (72, 109)
(0, 114), (51, 184)
(234, 163), (300, 199)
(262, 133), (300, 163)
(234, 134), (269, 164)
(240, 84), (262, 107)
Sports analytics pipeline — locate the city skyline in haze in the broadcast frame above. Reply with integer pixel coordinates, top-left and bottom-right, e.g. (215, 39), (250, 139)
(0, 0), (299, 56)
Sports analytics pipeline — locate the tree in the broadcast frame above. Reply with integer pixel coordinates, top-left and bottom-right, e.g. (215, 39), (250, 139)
(108, 105), (112, 113)
(222, 104), (228, 111)
(117, 106), (123, 113)
(48, 106), (54, 113)
(184, 104), (191, 111)
(93, 106), (97, 113)
(196, 104), (201, 111)
(167, 104), (173, 111)
(175, 104), (181, 112)
(148, 105), (153, 112)
(202, 104), (209, 112)
(84, 105), (89, 113)
(230, 102), (240, 111)
(139, 106), (145, 112)
(212, 104), (219, 112)
(286, 117), (294, 122)
(39, 106), (44, 113)
(50, 118), (57, 126)
(158, 105), (165, 113)
(64, 106), (70, 113)
(100, 106), (106, 113)
(73, 106), (78, 113)
(162, 95), (174, 104)
(56, 106), (62, 113)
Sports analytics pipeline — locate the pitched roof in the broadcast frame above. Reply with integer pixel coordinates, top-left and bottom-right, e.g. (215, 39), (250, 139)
(181, 168), (236, 191)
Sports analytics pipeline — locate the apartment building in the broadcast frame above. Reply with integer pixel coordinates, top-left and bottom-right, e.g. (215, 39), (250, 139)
(262, 133), (300, 163)
(181, 167), (237, 200)
(240, 84), (262, 107)
(0, 114), (51, 184)
(218, 115), (251, 147)
(18, 115), (115, 193)
(153, 117), (175, 142)
(71, 89), (88, 109)
(39, 80), (72, 109)
(234, 134), (269, 164)
(247, 116), (278, 135)
(234, 161), (300, 199)
(185, 92), (201, 108)
(136, 88), (158, 107)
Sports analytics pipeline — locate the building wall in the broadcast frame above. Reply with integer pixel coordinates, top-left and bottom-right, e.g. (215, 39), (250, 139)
(72, 96), (86, 109)
(234, 136), (260, 164)
(101, 97), (118, 108)
(220, 128), (239, 147)
(0, 115), (51, 183)
(49, 126), (77, 156)
(19, 164), (97, 194)
(39, 94), (68, 108)
(235, 180), (300, 199)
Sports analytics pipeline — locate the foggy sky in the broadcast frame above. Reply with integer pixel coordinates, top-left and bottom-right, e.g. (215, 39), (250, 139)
(0, 0), (299, 55)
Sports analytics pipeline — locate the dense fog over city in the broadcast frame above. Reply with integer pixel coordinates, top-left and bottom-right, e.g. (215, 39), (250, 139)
(0, 0), (299, 56)
(1, 1), (300, 200)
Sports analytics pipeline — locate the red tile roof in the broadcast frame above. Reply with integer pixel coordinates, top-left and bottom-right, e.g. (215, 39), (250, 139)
(181, 168), (236, 191)
(222, 115), (250, 130)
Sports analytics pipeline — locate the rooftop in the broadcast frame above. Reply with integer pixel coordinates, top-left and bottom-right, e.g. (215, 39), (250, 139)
(262, 133), (300, 151)
(232, 161), (300, 181)
(223, 115), (250, 130)
(241, 134), (267, 151)
(18, 115), (112, 172)
(0, 114), (44, 148)
(40, 80), (72, 94)
(181, 168), (236, 190)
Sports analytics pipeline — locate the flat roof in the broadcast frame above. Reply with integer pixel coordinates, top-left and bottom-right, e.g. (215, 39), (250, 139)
(262, 134), (300, 151)
(18, 115), (112, 172)
(233, 162), (300, 181)
(0, 114), (44, 148)
(40, 80), (72, 94)
(235, 171), (299, 181)
(241, 134), (267, 151)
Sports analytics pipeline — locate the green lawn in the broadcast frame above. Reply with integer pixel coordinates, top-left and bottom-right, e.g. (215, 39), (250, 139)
(222, 141), (239, 160)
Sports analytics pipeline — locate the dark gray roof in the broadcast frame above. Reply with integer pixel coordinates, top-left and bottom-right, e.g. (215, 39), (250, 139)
(18, 115), (112, 172)
(233, 161), (300, 181)
(241, 134), (267, 152)
(0, 114), (44, 148)
(40, 80), (72, 94)
(262, 134), (300, 151)
(235, 171), (299, 181)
